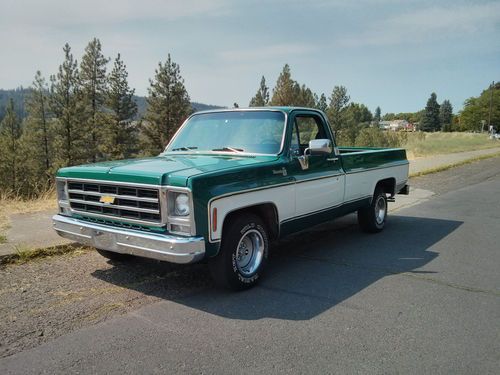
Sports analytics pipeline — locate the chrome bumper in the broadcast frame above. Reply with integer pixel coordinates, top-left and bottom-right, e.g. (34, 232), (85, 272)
(52, 214), (205, 264)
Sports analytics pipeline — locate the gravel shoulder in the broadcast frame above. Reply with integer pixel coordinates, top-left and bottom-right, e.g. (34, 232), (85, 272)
(1, 156), (499, 359)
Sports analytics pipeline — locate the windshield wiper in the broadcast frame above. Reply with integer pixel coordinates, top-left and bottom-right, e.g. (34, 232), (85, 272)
(212, 146), (244, 153)
(171, 146), (198, 151)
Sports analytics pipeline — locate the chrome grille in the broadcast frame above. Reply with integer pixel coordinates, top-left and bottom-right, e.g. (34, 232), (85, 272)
(67, 181), (162, 225)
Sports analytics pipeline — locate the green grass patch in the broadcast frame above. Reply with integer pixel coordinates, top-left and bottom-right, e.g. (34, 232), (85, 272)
(0, 234), (6, 244)
(410, 151), (500, 177)
(1, 243), (92, 265)
(405, 132), (499, 158)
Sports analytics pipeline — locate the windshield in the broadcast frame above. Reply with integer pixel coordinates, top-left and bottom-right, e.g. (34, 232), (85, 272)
(165, 110), (286, 155)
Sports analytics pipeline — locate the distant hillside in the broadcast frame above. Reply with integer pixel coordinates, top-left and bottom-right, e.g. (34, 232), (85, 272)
(132, 95), (224, 117)
(0, 88), (224, 120)
(0, 88), (28, 119)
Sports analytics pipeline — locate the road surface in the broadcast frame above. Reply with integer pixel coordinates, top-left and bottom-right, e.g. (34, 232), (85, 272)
(1, 158), (499, 374)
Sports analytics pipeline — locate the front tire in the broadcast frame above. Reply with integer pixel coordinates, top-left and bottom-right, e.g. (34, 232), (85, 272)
(208, 213), (269, 291)
(358, 187), (387, 233)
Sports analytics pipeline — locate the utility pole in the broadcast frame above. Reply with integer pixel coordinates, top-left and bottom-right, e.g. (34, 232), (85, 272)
(488, 81), (494, 130)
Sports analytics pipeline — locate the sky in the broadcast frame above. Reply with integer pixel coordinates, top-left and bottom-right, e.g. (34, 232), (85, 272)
(1, 0), (499, 114)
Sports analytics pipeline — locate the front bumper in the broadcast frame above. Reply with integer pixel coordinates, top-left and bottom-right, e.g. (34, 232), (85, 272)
(52, 214), (205, 264)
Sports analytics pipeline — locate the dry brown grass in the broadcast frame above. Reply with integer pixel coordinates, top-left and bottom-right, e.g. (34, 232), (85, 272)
(405, 132), (500, 159)
(0, 243), (91, 265)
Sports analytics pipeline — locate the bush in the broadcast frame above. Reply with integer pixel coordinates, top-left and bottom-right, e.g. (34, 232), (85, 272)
(354, 128), (407, 148)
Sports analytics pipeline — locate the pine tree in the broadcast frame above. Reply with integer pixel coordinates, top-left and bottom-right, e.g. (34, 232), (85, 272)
(103, 54), (138, 160)
(421, 93), (441, 131)
(143, 54), (192, 154)
(21, 71), (53, 189)
(439, 100), (453, 131)
(315, 93), (328, 113)
(326, 86), (350, 132)
(80, 38), (109, 162)
(50, 43), (84, 167)
(0, 99), (22, 191)
(374, 106), (381, 123)
(270, 64), (297, 106)
(296, 84), (316, 107)
(249, 76), (270, 107)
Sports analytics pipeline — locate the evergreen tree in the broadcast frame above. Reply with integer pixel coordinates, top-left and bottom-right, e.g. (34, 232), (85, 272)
(340, 103), (373, 145)
(249, 76), (270, 107)
(296, 84), (316, 107)
(50, 43), (84, 167)
(103, 54), (138, 159)
(270, 64), (297, 106)
(0, 99), (22, 191)
(21, 71), (53, 189)
(143, 54), (192, 154)
(439, 100), (453, 131)
(80, 38), (109, 162)
(421, 92), (441, 131)
(315, 93), (328, 113)
(326, 85), (350, 132)
(374, 106), (381, 123)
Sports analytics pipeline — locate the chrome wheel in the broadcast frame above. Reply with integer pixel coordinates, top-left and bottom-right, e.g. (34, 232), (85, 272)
(375, 195), (386, 225)
(235, 229), (265, 276)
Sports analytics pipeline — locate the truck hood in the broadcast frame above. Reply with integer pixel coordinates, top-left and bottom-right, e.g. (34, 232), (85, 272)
(57, 154), (279, 186)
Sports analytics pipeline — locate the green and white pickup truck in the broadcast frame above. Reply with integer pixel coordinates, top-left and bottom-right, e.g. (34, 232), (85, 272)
(53, 107), (409, 290)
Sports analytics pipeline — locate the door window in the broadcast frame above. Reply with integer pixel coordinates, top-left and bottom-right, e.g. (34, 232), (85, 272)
(291, 115), (328, 155)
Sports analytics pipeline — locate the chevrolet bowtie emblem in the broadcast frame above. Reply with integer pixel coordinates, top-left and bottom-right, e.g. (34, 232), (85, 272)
(99, 195), (115, 204)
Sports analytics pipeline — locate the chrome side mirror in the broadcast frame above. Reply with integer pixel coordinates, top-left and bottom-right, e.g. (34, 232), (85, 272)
(308, 139), (332, 155)
(297, 139), (333, 170)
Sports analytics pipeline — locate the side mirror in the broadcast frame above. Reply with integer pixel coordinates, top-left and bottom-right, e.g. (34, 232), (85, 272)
(307, 139), (332, 155)
(297, 139), (333, 170)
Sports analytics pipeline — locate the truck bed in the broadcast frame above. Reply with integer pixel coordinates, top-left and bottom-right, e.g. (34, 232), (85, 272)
(338, 146), (408, 173)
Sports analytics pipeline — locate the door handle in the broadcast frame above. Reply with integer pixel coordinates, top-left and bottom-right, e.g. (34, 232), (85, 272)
(327, 157), (339, 162)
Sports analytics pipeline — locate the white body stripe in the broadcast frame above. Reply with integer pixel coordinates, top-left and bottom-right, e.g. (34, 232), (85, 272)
(344, 163), (409, 202)
(295, 175), (345, 215)
(208, 162), (409, 243)
(209, 184), (295, 242)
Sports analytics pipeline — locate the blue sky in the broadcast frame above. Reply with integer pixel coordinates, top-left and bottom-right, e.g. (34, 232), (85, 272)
(1, 0), (499, 114)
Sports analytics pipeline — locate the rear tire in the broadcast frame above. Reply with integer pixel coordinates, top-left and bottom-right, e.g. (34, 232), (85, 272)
(358, 187), (387, 233)
(208, 213), (269, 291)
(96, 249), (132, 261)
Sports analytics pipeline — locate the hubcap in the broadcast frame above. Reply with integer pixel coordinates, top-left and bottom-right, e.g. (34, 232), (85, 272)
(235, 229), (264, 276)
(375, 196), (386, 225)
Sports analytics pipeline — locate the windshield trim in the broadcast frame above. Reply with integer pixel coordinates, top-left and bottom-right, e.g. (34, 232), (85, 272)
(162, 109), (289, 157)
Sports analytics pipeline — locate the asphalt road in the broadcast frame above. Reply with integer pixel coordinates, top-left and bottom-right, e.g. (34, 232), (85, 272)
(1, 160), (500, 374)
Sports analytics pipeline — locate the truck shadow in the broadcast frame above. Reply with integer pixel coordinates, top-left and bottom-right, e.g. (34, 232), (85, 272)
(92, 214), (462, 321)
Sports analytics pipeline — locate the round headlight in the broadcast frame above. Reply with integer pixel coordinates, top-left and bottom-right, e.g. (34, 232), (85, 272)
(174, 193), (190, 216)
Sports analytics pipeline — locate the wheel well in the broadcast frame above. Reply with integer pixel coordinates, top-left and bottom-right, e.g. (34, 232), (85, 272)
(222, 203), (279, 241)
(375, 178), (396, 197)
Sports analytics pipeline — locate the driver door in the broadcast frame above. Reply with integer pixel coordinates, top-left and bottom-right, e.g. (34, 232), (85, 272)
(289, 112), (345, 217)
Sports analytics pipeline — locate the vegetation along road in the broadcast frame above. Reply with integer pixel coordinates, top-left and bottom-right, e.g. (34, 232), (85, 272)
(0, 156), (499, 373)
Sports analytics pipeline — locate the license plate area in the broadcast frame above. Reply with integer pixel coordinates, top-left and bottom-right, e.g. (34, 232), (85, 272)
(92, 230), (117, 250)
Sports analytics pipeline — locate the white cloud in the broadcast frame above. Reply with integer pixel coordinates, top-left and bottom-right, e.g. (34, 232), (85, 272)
(0, 0), (230, 28)
(342, 2), (500, 46)
(219, 43), (317, 63)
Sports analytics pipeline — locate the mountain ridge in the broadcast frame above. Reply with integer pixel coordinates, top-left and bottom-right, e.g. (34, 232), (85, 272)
(0, 88), (225, 120)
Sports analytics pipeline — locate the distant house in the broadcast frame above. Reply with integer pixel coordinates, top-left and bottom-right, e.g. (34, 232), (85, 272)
(379, 119), (415, 131)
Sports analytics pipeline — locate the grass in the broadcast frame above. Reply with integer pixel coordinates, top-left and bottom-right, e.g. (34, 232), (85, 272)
(405, 132), (500, 159)
(410, 151), (500, 177)
(0, 243), (91, 265)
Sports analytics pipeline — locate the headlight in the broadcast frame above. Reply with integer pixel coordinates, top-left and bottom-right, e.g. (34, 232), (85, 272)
(56, 179), (68, 201)
(174, 193), (190, 216)
(166, 189), (194, 235)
